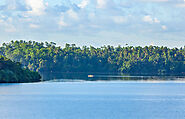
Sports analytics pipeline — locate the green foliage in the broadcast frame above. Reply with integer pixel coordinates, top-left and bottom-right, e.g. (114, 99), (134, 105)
(0, 40), (185, 77)
(0, 55), (41, 83)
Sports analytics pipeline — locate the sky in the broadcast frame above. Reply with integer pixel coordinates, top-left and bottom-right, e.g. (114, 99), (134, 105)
(0, 0), (185, 47)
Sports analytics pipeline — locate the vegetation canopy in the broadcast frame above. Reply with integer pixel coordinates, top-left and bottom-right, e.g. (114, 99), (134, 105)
(0, 55), (41, 83)
(0, 40), (184, 78)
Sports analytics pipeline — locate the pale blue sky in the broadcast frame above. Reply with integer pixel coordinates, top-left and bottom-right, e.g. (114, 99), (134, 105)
(0, 0), (185, 47)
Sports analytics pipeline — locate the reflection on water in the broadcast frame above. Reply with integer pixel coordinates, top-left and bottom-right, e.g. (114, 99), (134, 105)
(41, 72), (185, 82)
(0, 83), (21, 87)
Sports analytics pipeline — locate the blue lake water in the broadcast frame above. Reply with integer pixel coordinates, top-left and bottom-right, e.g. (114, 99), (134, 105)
(0, 81), (185, 119)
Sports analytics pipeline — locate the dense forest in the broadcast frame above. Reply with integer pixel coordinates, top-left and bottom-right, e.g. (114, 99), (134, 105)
(0, 40), (184, 78)
(0, 55), (41, 83)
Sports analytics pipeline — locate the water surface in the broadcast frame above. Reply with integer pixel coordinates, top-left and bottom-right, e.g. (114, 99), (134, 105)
(0, 81), (185, 119)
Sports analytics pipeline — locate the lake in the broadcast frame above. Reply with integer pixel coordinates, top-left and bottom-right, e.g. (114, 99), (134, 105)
(0, 77), (185, 119)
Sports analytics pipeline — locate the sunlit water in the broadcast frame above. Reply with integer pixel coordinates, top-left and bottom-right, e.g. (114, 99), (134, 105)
(1, 80), (185, 119)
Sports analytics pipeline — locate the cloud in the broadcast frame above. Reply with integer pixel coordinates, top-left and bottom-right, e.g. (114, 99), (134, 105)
(0, 19), (4, 23)
(161, 25), (167, 30)
(58, 16), (68, 27)
(143, 15), (153, 23)
(7, 0), (16, 10)
(29, 24), (39, 29)
(67, 9), (79, 20)
(97, 0), (107, 8)
(0, 0), (27, 11)
(154, 18), (160, 23)
(5, 24), (16, 32)
(176, 4), (185, 7)
(0, 20), (17, 33)
(0, 0), (184, 48)
(78, 0), (89, 8)
(0, 16), (16, 32)
(138, 0), (169, 2)
(112, 16), (127, 24)
(143, 15), (160, 24)
(25, 0), (46, 16)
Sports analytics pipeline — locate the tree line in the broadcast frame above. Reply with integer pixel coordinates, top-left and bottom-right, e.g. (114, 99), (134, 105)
(0, 55), (41, 83)
(0, 40), (184, 77)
